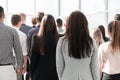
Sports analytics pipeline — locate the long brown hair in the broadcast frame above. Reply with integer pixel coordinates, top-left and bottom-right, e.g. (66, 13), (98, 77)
(65, 11), (93, 59)
(109, 20), (120, 53)
(38, 14), (58, 55)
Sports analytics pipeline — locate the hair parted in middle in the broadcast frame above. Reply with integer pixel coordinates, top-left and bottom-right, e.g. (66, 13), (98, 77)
(38, 14), (58, 55)
(65, 10), (93, 59)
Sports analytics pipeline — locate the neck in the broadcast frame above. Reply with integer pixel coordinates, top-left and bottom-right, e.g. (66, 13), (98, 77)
(13, 25), (20, 29)
(0, 19), (3, 23)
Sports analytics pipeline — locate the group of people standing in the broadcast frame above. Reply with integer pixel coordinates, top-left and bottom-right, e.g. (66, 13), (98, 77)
(0, 5), (120, 80)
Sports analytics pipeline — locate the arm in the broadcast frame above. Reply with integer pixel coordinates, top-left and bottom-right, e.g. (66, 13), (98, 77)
(21, 34), (28, 74)
(13, 29), (23, 69)
(22, 56), (27, 73)
(98, 44), (104, 77)
(56, 37), (65, 80)
(90, 41), (100, 80)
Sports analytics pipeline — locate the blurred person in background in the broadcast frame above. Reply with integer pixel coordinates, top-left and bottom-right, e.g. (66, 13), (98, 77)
(98, 25), (109, 42)
(26, 12), (44, 80)
(92, 28), (104, 47)
(31, 17), (37, 28)
(56, 18), (64, 37)
(11, 14), (28, 80)
(114, 14), (120, 21)
(19, 13), (32, 35)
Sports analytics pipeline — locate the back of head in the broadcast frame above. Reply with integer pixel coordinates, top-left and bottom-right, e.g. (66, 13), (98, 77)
(98, 25), (105, 38)
(38, 14), (58, 55)
(109, 20), (120, 53)
(11, 14), (21, 26)
(31, 17), (37, 26)
(20, 13), (26, 22)
(66, 10), (92, 59)
(92, 28), (103, 46)
(0, 6), (4, 20)
(37, 12), (44, 23)
(39, 14), (58, 35)
(56, 18), (63, 27)
(114, 14), (120, 21)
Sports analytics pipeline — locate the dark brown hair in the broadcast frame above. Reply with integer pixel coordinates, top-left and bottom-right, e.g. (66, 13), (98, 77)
(98, 25), (105, 39)
(65, 11), (93, 59)
(114, 14), (120, 21)
(11, 14), (21, 25)
(0, 6), (4, 19)
(38, 14), (58, 55)
(37, 12), (44, 23)
(56, 18), (63, 27)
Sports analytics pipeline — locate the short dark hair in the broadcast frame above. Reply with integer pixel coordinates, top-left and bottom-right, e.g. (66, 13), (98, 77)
(11, 14), (21, 25)
(56, 18), (63, 27)
(37, 12), (44, 22)
(0, 6), (4, 19)
(98, 25), (105, 38)
(114, 14), (120, 21)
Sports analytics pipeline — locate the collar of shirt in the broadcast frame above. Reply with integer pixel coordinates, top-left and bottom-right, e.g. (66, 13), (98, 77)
(13, 26), (19, 30)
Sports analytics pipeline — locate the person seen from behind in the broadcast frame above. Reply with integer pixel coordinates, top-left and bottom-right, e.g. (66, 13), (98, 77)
(0, 6), (23, 80)
(98, 20), (120, 80)
(56, 11), (99, 80)
(30, 14), (59, 80)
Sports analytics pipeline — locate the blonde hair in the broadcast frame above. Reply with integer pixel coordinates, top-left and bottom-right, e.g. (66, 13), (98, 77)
(92, 28), (104, 46)
(20, 13), (26, 21)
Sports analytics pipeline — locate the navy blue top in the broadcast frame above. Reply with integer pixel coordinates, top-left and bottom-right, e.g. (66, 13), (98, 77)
(27, 25), (40, 57)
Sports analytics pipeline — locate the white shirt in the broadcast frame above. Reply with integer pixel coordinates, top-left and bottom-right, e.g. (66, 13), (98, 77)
(14, 27), (27, 56)
(98, 41), (120, 74)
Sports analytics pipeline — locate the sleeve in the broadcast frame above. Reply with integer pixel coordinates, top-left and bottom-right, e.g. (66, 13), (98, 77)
(90, 41), (100, 80)
(56, 37), (65, 80)
(13, 29), (23, 69)
(22, 34), (28, 56)
(30, 35), (39, 76)
(98, 44), (104, 76)
(27, 30), (32, 57)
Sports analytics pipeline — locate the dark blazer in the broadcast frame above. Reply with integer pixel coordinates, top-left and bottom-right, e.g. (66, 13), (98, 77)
(27, 25), (40, 57)
(30, 34), (58, 80)
(20, 24), (32, 35)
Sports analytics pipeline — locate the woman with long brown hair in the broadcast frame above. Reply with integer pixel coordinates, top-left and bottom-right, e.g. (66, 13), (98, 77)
(30, 14), (59, 80)
(98, 20), (120, 80)
(56, 11), (99, 80)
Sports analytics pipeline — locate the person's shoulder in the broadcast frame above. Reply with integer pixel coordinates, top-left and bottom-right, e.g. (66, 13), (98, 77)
(25, 24), (32, 29)
(19, 30), (27, 37)
(21, 24), (32, 29)
(99, 41), (110, 50)
(4, 24), (17, 32)
(28, 27), (36, 33)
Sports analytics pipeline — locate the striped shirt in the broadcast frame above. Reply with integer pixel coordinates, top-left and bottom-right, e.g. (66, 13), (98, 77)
(0, 23), (23, 69)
